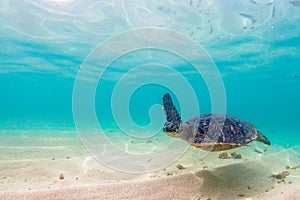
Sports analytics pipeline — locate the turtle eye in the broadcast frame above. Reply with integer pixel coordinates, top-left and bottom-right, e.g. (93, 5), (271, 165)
(163, 122), (179, 133)
(163, 122), (173, 132)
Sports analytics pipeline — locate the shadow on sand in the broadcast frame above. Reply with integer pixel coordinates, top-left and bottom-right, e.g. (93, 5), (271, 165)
(195, 161), (274, 200)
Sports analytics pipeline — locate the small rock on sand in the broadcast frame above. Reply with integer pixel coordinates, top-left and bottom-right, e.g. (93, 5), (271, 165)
(271, 171), (289, 180)
(218, 152), (242, 159)
(176, 164), (186, 170)
(59, 173), (64, 180)
(286, 164), (300, 170)
(231, 152), (242, 159)
(219, 152), (230, 159)
(167, 172), (173, 176)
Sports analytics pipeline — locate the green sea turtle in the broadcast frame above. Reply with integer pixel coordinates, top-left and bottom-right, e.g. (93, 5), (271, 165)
(162, 93), (271, 151)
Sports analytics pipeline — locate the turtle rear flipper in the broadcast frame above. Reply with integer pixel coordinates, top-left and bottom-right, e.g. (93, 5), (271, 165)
(256, 131), (271, 145)
(162, 93), (182, 123)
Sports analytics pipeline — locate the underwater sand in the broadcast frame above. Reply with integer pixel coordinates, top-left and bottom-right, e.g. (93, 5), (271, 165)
(1, 0), (299, 199)
(0, 130), (299, 200)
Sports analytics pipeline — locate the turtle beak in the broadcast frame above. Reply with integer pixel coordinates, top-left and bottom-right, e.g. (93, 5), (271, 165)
(164, 132), (177, 137)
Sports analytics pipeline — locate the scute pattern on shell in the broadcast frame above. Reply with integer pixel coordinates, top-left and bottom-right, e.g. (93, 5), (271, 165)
(186, 114), (257, 145)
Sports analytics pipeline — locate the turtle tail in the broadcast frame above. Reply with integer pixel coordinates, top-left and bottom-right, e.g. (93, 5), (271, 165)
(162, 93), (182, 123)
(256, 131), (271, 145)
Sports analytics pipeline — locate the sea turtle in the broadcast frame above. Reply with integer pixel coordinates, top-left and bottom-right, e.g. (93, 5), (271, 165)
(162, 93), (271, 151)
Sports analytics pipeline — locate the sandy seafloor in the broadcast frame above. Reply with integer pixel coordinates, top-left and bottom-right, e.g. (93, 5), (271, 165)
(0, 130), (299, 200)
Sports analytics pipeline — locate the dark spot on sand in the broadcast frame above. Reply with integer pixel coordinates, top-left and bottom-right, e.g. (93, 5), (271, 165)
(277, 179), (286, 184)
(28, 188), (31, 190)
(238, 194), (245, 197)
(288, 181), (292, 184)
(176, 164), (186, 170)
(52, 158), (55, 160)
(167, 172), (173, 176)
(248, 186), (251, 190)
(76, 177), (79, 180)
(219, 152), (230, 159)
(286, 165), (291, 169)
(265, 189), (268, 192)
(231, 152), (242, 159)
(271, 171), (289, 180)
(66, 157), (70, 159)
(59, 173), (64, 180)
(286, 164), (300, 170)
(219, 152), (242, 159)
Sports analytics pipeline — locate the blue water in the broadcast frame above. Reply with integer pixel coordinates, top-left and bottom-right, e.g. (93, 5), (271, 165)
(0, 1), (299, 146)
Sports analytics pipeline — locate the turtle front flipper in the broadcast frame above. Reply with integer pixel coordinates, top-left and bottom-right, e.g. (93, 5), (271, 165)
(162, 93), (182, 123)
(162, 93), (182, 136)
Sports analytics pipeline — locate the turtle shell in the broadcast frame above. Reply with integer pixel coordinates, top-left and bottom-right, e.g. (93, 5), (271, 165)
(184, 114), (257, 151)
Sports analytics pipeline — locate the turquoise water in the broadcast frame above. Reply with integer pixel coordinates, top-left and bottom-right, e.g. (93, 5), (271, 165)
(0, 1), (300, 147)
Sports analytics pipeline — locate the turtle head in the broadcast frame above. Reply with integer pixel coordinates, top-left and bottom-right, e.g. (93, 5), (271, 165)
(163, 121), (181, 137)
